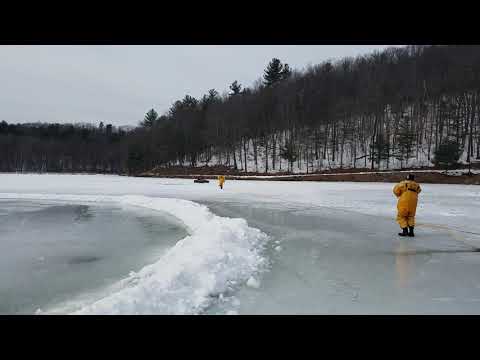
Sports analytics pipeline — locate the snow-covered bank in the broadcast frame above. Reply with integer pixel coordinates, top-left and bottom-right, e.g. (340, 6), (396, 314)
(145, 168), (480, 179)
(0, 193), (269, 314)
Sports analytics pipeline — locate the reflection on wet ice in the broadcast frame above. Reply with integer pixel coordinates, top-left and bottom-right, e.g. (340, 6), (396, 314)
(395, 240), (415, 289)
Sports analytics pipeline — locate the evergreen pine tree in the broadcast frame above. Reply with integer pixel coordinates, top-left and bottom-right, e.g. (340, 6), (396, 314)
(263, 58), (285, 87)
(229, 80), (242, 96)
(281, 63), (292, 80)
(394, 116), (416, 168)
(141, 109), (158, 128)
(432, 138), (463, 173)
(207, 89), (219, 102)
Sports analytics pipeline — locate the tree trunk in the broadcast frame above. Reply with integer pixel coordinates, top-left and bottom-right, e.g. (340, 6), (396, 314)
(232, 145), (237, 170)
(272, 133), (276, 170)
(264, 134), (269, 173)
(467, 93), (476, 163)
(238, 144), (243, 170)
(371, 115), (378, 170)
(252, 138), (258, 173)
(243, 138), (248, 173)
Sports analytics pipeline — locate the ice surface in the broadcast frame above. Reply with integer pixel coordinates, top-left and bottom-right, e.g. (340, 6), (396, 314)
(1, 174), (479, 314)
(0, 199), (186, 314)
(203, 200), (480, 314)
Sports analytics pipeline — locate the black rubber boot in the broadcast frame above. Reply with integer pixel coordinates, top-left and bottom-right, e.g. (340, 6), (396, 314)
(408, 226), (415, 237)
(398, 227), (408, 237)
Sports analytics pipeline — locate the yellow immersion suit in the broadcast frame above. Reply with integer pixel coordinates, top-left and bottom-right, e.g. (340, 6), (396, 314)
(393, 180), (421, 228)
(218, 175), (225, 189)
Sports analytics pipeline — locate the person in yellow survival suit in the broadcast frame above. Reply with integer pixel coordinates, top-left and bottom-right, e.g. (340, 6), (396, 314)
(218, 175), (225, 190)
(393, 174), (421, 237)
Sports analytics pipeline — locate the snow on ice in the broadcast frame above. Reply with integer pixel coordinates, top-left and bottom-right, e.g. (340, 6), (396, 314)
(246, 277), (261, 289)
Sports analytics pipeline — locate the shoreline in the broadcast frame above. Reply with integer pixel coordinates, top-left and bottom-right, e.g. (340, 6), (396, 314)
(1, 169), (479, 185)
(139, 169), (480, 185)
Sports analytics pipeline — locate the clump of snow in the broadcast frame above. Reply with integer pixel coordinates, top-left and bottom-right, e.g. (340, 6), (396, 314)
(246, 277), (261, 289)
(226, 310), (238, 315)
(0, 193), (269, 315)
(275, 246), (283, 252)
(76, 195), (269, 315)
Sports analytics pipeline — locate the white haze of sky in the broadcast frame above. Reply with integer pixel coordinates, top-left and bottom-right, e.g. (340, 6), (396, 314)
(0, 45), (398, 127)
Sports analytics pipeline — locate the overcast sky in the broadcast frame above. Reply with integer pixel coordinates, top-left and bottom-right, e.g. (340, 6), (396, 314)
(0, 45), (398, 127)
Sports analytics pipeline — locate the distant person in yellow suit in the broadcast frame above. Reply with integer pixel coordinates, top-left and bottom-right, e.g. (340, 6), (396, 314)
(218, 175), (225, 190)
(393, 174), (421, 237)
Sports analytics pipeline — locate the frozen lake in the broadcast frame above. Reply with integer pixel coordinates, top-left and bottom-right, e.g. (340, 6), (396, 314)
(0, 198), (186, 314)
(202, 201), (480, 314)
(0, 174), (479, 314)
